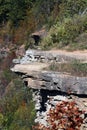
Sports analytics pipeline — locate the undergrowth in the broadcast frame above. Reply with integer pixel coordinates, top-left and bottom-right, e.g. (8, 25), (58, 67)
(41, 14), (87, 50)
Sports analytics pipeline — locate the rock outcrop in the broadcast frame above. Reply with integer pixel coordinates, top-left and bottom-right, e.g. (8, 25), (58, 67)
(11, 65), (87, 95)
(11, 49), (87, 129)
(11, 49), (87, 95)
(13, 49), (87, 64)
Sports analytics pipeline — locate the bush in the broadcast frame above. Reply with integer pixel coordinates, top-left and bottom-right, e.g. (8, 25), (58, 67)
(42, 14), (87, 49)
(34, 101), (84, 130)
(68, 32), (87, 50)
(25, 37), (35, 50)
(9, 103), (36, 130)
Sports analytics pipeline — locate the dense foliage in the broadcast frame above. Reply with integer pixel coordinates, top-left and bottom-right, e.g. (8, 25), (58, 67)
(41, 0), (87, 50)
(42, 14), (87, 49)
(0, 78), (36, 130)
(0, 52), (36, 130)
(0, 0), (87, 49)
(0, 0), (33, 24)
(0, 0), (59, 27)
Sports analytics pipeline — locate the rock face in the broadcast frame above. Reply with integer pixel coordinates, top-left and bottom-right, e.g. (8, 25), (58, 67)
(11, 49), (87, 95)
(11, 49), (87, 129)
(28, 72), (87, 95)
(11, 66), (87, 95)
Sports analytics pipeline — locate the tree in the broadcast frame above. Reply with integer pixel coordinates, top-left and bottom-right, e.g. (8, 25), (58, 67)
(0, 0), (34, 25)
(0, 0), (9, 23)
(60, 0), (87, 17)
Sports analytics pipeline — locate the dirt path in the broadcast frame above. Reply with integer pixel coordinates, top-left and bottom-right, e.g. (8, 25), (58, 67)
(49, 49), (87, 55)
(48, 49), (87, 61)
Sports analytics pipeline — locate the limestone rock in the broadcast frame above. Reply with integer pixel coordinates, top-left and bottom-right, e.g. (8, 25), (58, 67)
(11, 63), (87, 95)
(11, 49), (87, 95)
(13, 49), (87, 64)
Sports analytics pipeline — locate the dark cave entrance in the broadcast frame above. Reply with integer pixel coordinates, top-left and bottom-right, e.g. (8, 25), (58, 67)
(40, 89), (67, 112)
(31, 35), (41, 46)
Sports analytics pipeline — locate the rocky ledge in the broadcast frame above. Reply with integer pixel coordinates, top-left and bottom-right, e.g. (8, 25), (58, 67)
(11, 49), (87, 95)
(13, 49), (87, 64)
(11, 64), (87, 95)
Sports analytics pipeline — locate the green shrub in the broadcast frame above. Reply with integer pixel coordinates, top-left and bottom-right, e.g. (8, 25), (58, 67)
(9, 103), (36, 130)
(42, 14), (87, 49)
(25, 37), (35, 50)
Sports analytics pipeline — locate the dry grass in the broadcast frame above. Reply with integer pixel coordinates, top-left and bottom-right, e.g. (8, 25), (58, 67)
(48, 60), (87, 77)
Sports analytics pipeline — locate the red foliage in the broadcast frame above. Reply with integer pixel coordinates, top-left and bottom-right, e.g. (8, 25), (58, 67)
(33, 101), (84, 130)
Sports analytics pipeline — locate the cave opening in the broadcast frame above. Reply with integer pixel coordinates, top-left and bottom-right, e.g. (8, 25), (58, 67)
(39, 89), (67, 112)
(31, 35), (41, 46)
